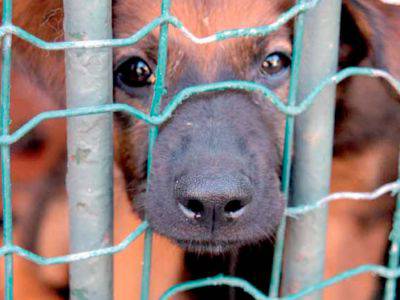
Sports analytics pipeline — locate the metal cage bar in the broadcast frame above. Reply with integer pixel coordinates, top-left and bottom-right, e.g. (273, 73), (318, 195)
(1, 0), (13, 298)
(0, 0), (399, 299)
(63, 0), (114, 299)
(282, 0), (342, 297)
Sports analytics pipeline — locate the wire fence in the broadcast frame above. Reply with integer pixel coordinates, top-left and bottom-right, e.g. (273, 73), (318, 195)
(1, 0), (400, 299)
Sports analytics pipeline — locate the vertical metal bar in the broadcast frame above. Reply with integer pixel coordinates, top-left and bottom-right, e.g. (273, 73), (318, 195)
(269, 3), (306, 295)
(141, 1), (171, 299)
(63, 0), (114, 299)
(1, 0), (13, 299)
(384, 152), (400, 300)
(282, 0), (341, 298)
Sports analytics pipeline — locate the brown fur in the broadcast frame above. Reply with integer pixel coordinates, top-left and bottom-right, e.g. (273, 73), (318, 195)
(11, 0), (65, 102)
(2, 0), (400, 299)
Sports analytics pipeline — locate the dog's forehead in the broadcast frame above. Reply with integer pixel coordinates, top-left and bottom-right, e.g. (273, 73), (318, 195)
(114, 0), (291, 38)
(113, 0), (293, 82)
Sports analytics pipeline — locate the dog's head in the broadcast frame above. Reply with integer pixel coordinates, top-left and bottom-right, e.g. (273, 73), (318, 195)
(113, 0), (400, 253)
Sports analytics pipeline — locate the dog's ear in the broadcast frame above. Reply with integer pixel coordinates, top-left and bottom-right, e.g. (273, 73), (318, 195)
(341, 0), (400, 78)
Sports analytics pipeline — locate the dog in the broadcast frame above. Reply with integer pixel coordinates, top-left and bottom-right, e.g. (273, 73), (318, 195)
(3, 0), (400, 299)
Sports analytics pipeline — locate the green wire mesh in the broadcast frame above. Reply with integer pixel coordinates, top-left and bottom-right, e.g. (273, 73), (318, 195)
(1, 0), (400, 299)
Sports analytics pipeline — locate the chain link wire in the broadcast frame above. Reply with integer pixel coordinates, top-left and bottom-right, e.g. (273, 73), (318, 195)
(1, 0), (400, 298)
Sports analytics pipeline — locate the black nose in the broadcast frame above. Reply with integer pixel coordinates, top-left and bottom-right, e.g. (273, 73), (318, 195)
(175, 174), (252, 226)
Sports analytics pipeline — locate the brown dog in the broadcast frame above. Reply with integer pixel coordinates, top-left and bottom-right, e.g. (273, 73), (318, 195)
(2, 0), (400, 299)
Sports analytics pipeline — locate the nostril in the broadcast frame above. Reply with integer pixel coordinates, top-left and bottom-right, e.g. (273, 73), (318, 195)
(224, 199), (247, 219)
(187, 199), (204, 215)
(178, 198), (204, 220)
(224, 200), (243, 213)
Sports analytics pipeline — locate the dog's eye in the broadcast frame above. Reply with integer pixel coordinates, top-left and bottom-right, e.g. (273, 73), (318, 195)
(114, 56), (154, 89)
(261, 52), (291, 76)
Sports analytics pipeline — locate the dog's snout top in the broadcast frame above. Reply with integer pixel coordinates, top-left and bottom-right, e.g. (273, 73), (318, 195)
(175, 174), (252, 226)
(144, 93), (284, 252)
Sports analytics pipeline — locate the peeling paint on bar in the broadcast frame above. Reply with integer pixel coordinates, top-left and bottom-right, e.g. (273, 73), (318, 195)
(63, 0), (114, 299)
